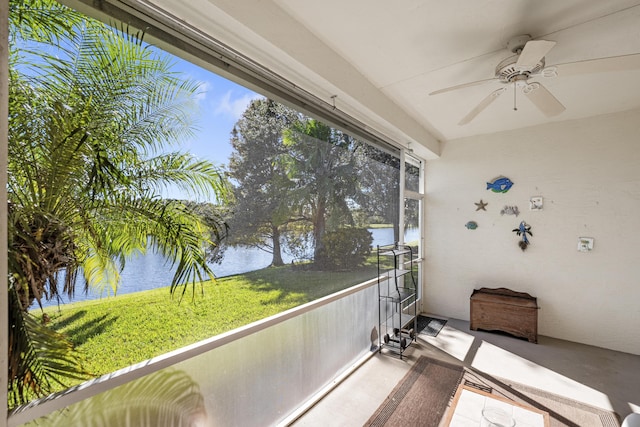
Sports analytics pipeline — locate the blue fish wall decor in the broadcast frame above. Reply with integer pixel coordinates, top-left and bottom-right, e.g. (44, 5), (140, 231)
(487, 176), (514, 193)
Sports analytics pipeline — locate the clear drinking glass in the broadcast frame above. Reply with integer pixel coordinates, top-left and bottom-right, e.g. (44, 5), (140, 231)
(481, 406), (516, 427)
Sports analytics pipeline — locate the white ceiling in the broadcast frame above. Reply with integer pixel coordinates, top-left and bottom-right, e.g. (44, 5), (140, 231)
(121, 0), (640, 157)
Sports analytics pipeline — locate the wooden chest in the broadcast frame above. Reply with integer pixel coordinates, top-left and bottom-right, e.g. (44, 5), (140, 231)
(470, 287), (539, 343)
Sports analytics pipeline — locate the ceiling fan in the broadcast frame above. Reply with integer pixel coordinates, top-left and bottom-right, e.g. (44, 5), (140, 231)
(429, 35), (640, 125)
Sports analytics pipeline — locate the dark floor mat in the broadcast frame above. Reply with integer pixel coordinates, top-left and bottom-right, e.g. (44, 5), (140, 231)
(416, 315), (447, 337)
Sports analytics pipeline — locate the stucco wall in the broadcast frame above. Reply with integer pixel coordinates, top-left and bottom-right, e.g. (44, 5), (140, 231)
(423, 109), (640, 355)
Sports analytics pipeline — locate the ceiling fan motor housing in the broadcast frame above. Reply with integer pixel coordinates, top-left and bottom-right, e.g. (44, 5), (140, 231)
(496, 34), (546, 83)
(495, 55), (545, 83)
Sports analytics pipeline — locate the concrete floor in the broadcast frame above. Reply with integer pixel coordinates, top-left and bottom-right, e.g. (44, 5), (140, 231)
(291, 316), (640, 426)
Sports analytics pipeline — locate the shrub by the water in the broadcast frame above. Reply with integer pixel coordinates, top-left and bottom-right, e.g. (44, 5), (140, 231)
(317, 228), (373, 270)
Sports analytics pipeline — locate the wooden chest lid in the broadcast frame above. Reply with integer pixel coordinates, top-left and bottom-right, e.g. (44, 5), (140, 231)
(470, 287), (538, 308)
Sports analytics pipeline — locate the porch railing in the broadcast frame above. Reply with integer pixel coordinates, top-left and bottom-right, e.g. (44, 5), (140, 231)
(9, 276), (382, 427)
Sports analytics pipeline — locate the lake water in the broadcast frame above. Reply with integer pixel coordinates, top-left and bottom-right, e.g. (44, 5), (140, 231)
(42, 227), (418, 306)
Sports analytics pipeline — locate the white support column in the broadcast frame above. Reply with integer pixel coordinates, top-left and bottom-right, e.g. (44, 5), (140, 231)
(0, 0), (10, 424)
(419, 159), (425, 260)
(398, 149), (405, 246)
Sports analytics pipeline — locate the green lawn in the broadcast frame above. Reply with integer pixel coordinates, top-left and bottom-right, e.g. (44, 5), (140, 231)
(41, 263), (378, 383)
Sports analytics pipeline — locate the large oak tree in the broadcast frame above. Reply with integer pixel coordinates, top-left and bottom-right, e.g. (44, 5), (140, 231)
(227, 99), (299, 266)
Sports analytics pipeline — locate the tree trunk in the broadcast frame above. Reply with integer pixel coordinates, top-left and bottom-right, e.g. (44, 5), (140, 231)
(313, 199), (327, 265)
(271, 225), (284, 266)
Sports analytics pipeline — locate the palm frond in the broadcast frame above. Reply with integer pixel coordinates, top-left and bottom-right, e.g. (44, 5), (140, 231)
(31, 369), (206, 426)
(9, 0), (85, 44)
(132, 152), (232, 202)
(8, 284), (90, 408)
(130, 198), (216, 298)
(73, 195), (220, 299)
(34, 24), (201, 154)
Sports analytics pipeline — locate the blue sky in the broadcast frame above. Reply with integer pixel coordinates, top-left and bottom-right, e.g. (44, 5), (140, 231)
(170, 56), (263, 168)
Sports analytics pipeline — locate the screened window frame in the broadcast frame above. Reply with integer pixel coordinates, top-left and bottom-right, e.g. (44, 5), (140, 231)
(2, 1), (430, 424)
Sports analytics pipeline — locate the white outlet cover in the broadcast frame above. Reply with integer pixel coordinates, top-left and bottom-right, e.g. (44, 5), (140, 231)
(530, 196), (543, 210)
(578, 237), (594, 252)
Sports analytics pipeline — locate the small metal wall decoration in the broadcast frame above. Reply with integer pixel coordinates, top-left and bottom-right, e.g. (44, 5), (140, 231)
(512, 221), (532, 251)
(500, 205), (520, 216)
(465, 221), (478, 230)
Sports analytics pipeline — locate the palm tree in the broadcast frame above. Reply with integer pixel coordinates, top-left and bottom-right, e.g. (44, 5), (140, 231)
(7, 1), (230, 406)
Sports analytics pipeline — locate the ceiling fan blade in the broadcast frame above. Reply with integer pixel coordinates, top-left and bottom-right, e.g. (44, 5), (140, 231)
(429, 78), (497, 96)
(516, 40), (556, 69)
(550, 53), (640, 77)
(458, 88), (506, 125)
(522, 82), (565, 117)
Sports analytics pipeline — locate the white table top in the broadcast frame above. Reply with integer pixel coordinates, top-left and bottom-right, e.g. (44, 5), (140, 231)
(444, 385), (550, 427)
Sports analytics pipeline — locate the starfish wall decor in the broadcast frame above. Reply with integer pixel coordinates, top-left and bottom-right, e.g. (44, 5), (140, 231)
(475, 199), (488, 211)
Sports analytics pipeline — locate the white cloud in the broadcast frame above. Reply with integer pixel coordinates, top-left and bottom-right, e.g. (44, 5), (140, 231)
(213, 90), (263, 120)
(194, 80), (212, 102)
